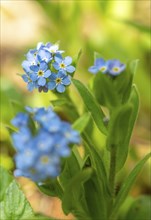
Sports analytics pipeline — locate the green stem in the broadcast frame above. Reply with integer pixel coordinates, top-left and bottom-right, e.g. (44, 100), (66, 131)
(109, 146), (116, 197)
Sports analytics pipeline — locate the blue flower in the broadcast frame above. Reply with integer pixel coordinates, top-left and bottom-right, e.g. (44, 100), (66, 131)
(12, 127), (31, 151)
(30, 62), (51, 86)
(53, 55), (75, 74)
(45, 43), (64, 55)
(107, 59), (126, 76)
(11, 113), (29, 128)
(21, 42), (75, 93)
(21, 74), (37, 91)
(37, 49), (52, 64)
(88, 58), (108, 74)
(11, 107), (80, 182)
(48, 71), (71, 93)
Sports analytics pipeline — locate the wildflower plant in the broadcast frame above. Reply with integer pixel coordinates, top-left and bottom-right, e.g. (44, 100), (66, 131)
(1, 42), (150, 220)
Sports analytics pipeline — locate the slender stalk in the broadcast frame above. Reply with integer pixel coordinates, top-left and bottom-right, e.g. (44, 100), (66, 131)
(109, 146), (116, 197)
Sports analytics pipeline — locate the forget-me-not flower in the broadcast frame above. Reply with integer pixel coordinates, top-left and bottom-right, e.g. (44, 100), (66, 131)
(11, 107), (80, 182)
(53, 55), (75, 74)
(48, 71), (71, 93)
(21, 42), (75, 93)
(107, 59), (126, 76)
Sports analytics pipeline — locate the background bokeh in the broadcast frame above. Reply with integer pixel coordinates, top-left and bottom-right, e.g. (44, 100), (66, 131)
(0, 0), (150, 218)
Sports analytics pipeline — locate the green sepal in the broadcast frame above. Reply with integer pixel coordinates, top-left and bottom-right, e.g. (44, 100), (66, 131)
(72, 79), (107, 135)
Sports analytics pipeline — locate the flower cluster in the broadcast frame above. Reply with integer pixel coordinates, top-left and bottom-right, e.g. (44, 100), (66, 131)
(11, 107), (80, 182)
(88, 58), (126, 76)
(22, 42), (75, 93)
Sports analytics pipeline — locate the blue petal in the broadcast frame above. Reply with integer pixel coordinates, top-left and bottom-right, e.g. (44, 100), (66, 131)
(54, 54), (62, 63)
(56, 84), (65, 93)
(64, 56), (72, 65)
(120, 64), (126, 72)
(38, 77), (46, 86)
(95, 58), (105, 67)
(48, 81), (56, 90)
(49, 73), (57, 80)
(57, 71), (65, 78)
(66, 65), (75, 73)
(22, 61), (30, 73)
(27, 82), (35, 91)
(22, 74), (28, 82)
(30, 73), (37, 81)
(88, 66), (98, 74)
(44, 70), (51, 78)
(30, 65), (39, 72)
(62, 76), (71, 85)
(40, 62), (48, 71)
(53, 62), (60, 70)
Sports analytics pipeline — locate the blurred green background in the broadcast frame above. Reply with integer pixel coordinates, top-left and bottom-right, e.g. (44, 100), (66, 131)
(0, 0), (150, 199)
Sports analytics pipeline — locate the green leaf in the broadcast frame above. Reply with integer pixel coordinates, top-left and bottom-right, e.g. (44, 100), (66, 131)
(82, 133), (111, 201)
(93, 73), (120, 108)
(50, 98), (70, 107)
(59, 151), (81, 188)
(110, 152), (151, 219)
(125, 196), (151, 220)
(10, 100), (25, 116)
(37, 178), (63, 199)
(62, 168), (93, 220)
(0, 166), (13, 201)
(94, 51), (105, 60)
(72, 79), (107, 135)
(72, 49), (82, 69)
(2, 180), (34, 220)
(72, 112), (91, 133)
(4, 124), (17, 134)
(106, 86), (139, 171)
(84, 172), (107, 220)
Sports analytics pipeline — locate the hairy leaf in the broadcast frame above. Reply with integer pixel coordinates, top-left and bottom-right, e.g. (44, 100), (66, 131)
(72, 79), (107, 135)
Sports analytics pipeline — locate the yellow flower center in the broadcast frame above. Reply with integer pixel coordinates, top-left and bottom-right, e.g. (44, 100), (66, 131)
(30, 168), (36, 174)
(55, 78), (62, 84)
(60, 63), (65, 68)
(40, 155), (49, 164)
(113, 67), (119, 72)
(99, 66), (106, 72)
(38, 70), (44, 76)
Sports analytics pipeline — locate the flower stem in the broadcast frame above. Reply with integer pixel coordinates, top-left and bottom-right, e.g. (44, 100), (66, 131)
(109, 146), (116, 197)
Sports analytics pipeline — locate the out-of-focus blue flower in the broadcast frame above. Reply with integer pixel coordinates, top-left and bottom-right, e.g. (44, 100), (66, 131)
(88, 58), (108, 74)
(89, 58), (126, 76)
(48, 71), (71, 93)
(53, 55), (75, 74)
(12, 127), (31, 151)
(11, 107), (80, 182)
(21, 42), (75, 93)
(107, 59), (126, 76)
(11, 113), (29, 128)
